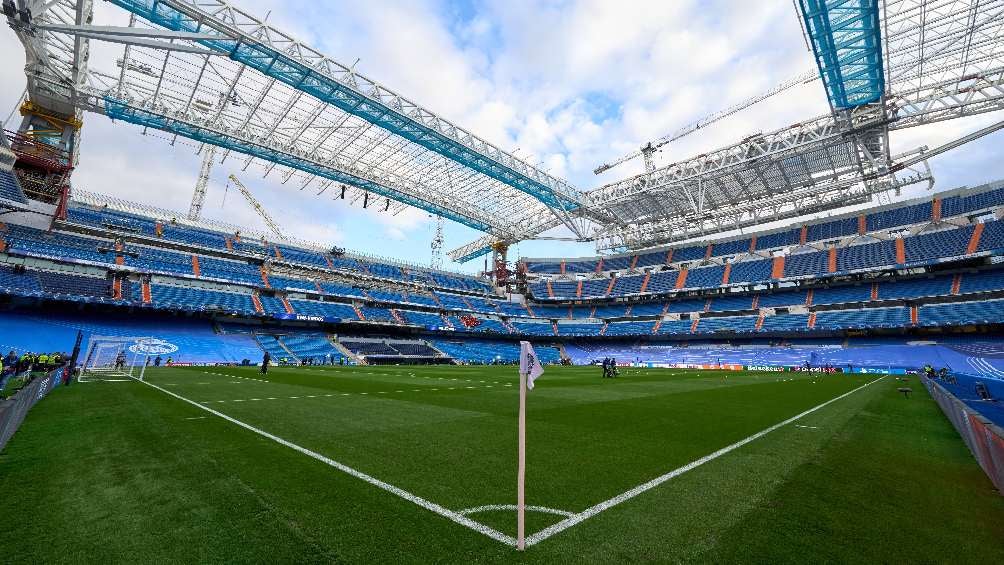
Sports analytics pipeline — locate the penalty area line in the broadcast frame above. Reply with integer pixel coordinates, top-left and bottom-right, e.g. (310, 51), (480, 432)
(525, 376), (884, 547)
(129, 376), (518, 547)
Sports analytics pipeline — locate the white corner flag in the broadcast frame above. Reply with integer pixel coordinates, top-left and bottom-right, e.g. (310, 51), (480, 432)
(520, 341), (545, 391)
(516, 340), (544, 551)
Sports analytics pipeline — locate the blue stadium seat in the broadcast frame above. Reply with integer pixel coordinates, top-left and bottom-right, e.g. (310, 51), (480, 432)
(711, 238), (750, 257)
(959, 269), (1004, 294)
(604, 320), (655, 336)
(756, 229), (800, 250)
(867, 202), (932, 231)
(0, 264), (42, 295)
(151, 283), (256, 315)
(728, 259), (772, 284)
(905, 227), (973, 263)
(977, 220), (1004, 253)
(698, 315), (758, 333)
(757, 290), (807, 308)
(288, 299), (358, 319)
(0, 170), (28, 203)
(878, 276), (952, 301)
(683, 265), (725, 289)
(813, 285), (871, 305)
(807, 217), (857, 243)
(941, 185), (1004, 218)
(759, 313), (808, 331)
(666, 298), (707, 313)
(709, 294), (754, 312)
(557, 322), (603, 336)
(784, 250), (829, 278)
(919, 299), (1004, 327)
(836, 240), (896, 271)
(813, 307), (909, 330)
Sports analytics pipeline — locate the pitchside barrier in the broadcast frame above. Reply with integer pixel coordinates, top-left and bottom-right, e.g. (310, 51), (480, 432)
(923, 376), (1004, 494)
(0, 366), (66, 452)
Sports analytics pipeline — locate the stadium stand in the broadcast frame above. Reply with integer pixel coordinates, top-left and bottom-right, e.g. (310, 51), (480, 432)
(3, 183), (1004, 363)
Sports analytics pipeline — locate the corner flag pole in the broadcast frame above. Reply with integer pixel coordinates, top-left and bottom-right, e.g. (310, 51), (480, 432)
(517, 367), (527, 551)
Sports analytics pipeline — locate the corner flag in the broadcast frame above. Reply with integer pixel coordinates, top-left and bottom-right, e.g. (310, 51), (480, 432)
(516, 341), (544, 551)
(520, 341), (545, 390)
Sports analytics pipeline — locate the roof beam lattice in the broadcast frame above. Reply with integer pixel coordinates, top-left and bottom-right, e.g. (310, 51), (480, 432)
(104, 0), (583, 211)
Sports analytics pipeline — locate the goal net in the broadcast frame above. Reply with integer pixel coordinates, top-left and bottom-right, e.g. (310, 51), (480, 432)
(79, 335), (153, 382)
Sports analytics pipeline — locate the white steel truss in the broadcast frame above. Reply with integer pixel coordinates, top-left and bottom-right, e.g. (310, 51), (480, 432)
(452, 0), (1004, 258)
(6, 0), (586, 243)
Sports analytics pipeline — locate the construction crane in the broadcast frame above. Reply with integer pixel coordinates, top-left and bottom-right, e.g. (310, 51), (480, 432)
(187, 145), (215, 220)
(593, 70), (818, 175)
(227, 174), (285, 239)
(430, 215), (444, 269)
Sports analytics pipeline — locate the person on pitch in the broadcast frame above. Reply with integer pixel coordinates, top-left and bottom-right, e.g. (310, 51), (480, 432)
(261, 351), (271, 375)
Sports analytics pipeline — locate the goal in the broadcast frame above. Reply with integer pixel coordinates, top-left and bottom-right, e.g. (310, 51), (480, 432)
(79, 335), (154, 382)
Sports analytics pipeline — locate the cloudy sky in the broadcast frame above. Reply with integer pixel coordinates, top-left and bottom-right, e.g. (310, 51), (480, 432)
(2, 0), (1003, 273)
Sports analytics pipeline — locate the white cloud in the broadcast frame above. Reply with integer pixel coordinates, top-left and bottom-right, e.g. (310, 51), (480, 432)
(1, 0), (1003, 273)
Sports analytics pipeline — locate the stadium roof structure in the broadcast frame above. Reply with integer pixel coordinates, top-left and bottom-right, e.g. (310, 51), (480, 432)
(6, 0), (594, 244)
(449, 0), (1004, 258)
(6, 0), (1004, 264)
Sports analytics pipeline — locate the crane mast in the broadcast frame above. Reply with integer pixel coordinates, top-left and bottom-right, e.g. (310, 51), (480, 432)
(227, 174), (285, 239)
(594, 70), (818, 175)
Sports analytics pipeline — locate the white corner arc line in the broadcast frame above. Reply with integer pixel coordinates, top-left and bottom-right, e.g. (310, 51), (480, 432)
(524, 377), (884, 547)
(458, 504), (574, 518)
(130, 377), (517, 547)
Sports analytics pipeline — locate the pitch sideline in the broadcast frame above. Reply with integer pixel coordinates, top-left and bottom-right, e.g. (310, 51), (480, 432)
(524, 376), (884, 547)
(130, 376), (519, 547)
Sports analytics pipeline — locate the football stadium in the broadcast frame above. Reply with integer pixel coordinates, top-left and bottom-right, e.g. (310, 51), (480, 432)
(2, 0), (1004, 562)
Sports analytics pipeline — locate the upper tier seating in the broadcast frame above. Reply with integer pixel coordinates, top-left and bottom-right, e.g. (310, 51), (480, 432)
(259, 294), (287, 315)
(151, 283), (256, 315)
(64, 204), (490, 292)
(398, 310), (447, 327)
(729, 259), (772, 284)
(867, 202), (931, 231)
(878, 276), (952, 301)
(510, 320), (554, 336)
(836, 240), (896, 272)
(430, 339), (561, 364)
(940, 184), (1004, 217)
(199, 257), (262, 285)
(522, 183), (1004, 279)
(36, 271), (110, 299)
(556, 322), (604, 336)
(814, 307), (909, 330)
(605, 320), (656, 336)
(128, 246), (192, 275)
(452, 315), (509, 334)
(977, 220), (1004, 253)
(919, 299), (1004, 326)
(287, 299), (359, 320)
(784, 250), (830, 278)
(905, 227), (973, 263)
(0, 264), (42, 294)
(0, 170), (28, 203)
(698, 315), (757, 333)
(959, 269), (1004, 294)
(813, 284), (871, 305)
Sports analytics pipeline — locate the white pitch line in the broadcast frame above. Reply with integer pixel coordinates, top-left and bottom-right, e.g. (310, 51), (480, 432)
(524, 377), (883, 547)
(129, 376), (517, 547)
(458, 504), (574, 518)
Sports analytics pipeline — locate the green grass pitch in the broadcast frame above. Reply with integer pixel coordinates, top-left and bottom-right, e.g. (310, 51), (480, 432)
(1, 364), (1003, 563)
